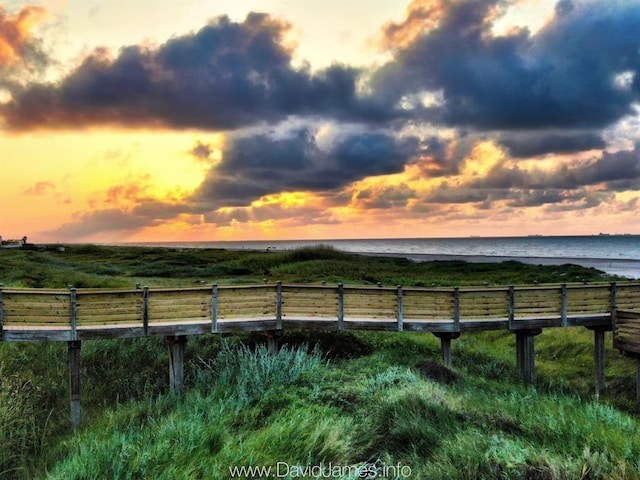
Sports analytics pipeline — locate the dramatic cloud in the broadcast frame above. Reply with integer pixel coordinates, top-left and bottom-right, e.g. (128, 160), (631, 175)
(499, 132), (606, 158)
(1, 13), (393, 130)
(0, 4), (46, 70)
(8, 0), (640, 241)
(192, 128), (420, 208)
(371, 0), (640, 130)
(189, 141), (215, 162)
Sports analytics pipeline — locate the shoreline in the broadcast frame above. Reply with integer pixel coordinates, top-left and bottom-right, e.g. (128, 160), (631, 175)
(109, 242), (640, 279)
(353, 252), (640, 279)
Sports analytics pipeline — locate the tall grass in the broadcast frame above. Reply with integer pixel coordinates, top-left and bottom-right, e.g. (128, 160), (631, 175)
(1, 245), (638, 478)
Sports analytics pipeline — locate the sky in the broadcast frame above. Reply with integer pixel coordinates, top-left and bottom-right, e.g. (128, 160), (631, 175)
(1, 0), (640, 243)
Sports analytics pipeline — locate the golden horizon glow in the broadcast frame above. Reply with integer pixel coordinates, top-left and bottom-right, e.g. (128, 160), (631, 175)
(2, 0), (639, 243)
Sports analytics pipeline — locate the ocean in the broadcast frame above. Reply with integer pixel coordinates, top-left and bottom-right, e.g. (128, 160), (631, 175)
(123, 235), (640, 279)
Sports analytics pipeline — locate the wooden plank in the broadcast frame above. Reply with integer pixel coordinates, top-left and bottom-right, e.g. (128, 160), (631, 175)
(281, 319), (340, 330)
(282, 309), (338, 318)
(147, 286), (210, 294)
(402, 308), (454, 317)
(403, 321), (457, 333)
(217, 300), (277, 311)
(76, 305), (143, 315)
(3, 297), (70, 307)
(281, 299), (339, 308)
(217, 311), (274, 319)
(282, 289), (338, 298)
(3, 319), (71, 326)
(148, 303), (211, 312)
(3, 329), (73, 341)
(77, 327), (146, 340)
(4, 308), (71, 318)
(78, 315), (144, 324)
(3, 288), (68, 294)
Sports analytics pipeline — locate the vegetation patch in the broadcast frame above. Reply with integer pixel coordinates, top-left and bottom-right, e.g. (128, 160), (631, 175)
(1, 244), (639, 479)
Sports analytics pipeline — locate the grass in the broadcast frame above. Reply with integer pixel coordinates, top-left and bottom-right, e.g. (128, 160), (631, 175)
(33, 343), (640, 480)
(0, 243), (616, 288)
(1, 244), (639, 479)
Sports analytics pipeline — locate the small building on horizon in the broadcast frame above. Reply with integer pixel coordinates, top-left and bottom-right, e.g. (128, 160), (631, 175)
(0, 235), (28, 248)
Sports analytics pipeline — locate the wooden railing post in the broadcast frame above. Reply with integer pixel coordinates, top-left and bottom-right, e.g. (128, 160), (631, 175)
(0, 284), (4, 341)
(143, 286), (149, 336)
(453, 286), (460, 333)
(397, 285), (403, 332)
(508, 285), (515, 330)
(69, 287), (78, 341)
(276, 281), (283, 330)
(338, 283), (344, 330)
(610, 282), (618, 320)
(68, 340), (82, 430)
(211, 284), (218, 334)
(561, 283), (568, 327)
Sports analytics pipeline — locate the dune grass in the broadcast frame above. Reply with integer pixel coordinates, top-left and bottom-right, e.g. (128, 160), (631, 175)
(1, 244), (639, 479)
(33, 341), (640, 480)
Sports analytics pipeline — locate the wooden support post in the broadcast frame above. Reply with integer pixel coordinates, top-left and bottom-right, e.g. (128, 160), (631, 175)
(167, 335), (187, 394)
(515, 331), (525, 373)
(267, 333), (278, 354)
(433, 332), (461, 368)
(592, 327), (606, 396)
(68, 340), (82, 430)
(637, 357), (640, 401)
(514, 329), (542, 384)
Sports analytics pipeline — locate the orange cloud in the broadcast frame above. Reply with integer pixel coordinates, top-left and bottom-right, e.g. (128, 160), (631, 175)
(0, 4), (46, 68)
(23, 180), (54, 195)
(379, 0), (447, 50)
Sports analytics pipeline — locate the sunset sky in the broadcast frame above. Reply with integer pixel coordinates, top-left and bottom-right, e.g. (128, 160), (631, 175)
(1, 0), (640, 243)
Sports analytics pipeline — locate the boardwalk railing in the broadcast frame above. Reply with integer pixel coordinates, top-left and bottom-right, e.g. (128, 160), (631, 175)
(2, 281), (640, 429)
(3, 281), (638, 341)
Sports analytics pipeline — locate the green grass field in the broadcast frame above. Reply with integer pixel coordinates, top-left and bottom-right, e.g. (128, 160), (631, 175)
(1, 244), (639, 479)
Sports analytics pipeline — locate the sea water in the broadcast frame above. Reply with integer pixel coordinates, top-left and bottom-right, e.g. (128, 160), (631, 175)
(123, 235), (640, 278)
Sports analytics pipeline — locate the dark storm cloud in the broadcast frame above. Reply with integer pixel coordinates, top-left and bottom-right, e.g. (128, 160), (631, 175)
(192, 128), (420, 207)
(189, 140), (215, 162)
(499, 132), (606, 158)
(204, 202), (339, 227)
(47, 208), (162, 237)
(1, 13), (390, 130)
(463, 142), (640, 192)
(353, 184), (416, 209)
(3, 1), (639, 135)
(576, 144), (640, 190)
(372, 0), (640, 130)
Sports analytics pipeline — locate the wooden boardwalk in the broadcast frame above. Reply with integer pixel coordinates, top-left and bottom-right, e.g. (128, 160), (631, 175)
(2, 281), (640, 428)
